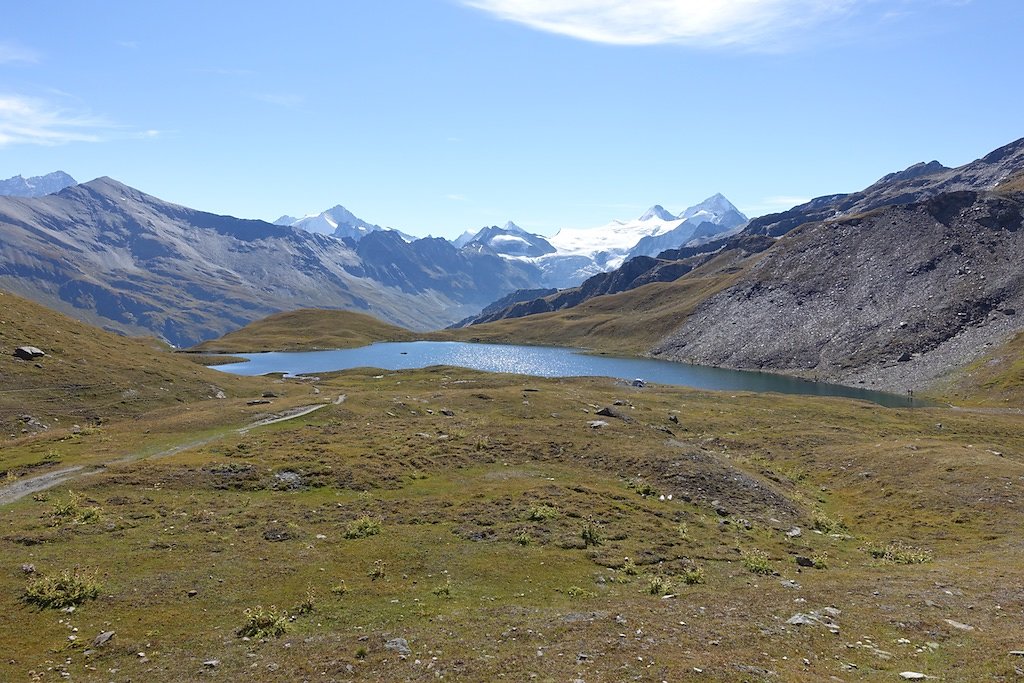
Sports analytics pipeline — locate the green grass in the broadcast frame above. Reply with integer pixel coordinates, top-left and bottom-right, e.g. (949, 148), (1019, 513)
(2, 357), (1024, 680)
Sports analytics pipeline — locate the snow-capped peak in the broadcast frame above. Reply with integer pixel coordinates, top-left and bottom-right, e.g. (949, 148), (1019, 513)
(639, 205), (677, 222)
(678, 193), (741, 221)
(503, 221), (528, 234)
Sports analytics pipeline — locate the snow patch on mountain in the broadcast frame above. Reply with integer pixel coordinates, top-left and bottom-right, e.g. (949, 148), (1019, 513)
(488, 195), (747, 288)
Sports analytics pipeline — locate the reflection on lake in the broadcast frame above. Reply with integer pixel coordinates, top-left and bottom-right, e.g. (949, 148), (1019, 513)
(212, 341), (928, 408)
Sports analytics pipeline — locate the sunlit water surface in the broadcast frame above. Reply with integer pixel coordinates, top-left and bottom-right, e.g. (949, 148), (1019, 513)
(212, 341), (928, 408)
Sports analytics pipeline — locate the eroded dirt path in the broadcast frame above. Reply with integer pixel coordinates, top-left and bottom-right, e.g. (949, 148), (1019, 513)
(0, 397), (344, 506)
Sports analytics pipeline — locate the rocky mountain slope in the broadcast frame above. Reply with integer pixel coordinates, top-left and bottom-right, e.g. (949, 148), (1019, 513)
(462, 137), (1024, 395)
(0, 178), (540, 346)
(654, 187), (1024, 392)
(0, 171), (76, 197)
(746, 137), (1024, 237)
(457, 233), (773, 327)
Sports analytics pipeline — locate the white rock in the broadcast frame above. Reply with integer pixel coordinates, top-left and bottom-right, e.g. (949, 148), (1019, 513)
(944, 619), (974, 631)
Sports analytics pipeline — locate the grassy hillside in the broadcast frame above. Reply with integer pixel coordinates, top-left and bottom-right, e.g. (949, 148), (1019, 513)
(934, 329), (1024, 406)
(996, 170), (1024, 194)
(1, 366), (1021, 681)
(192, 308), (416, 353)
(0, 289), (317, 479)
(438, 249), (760, 355)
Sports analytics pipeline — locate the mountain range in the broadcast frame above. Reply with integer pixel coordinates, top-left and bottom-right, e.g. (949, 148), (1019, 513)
(462, 137), (1024, 393)
(0, 171), (77, 197)
(0, 177), (743, 347)
(451, 195), (747, 288)
(0, 179), (540, 346)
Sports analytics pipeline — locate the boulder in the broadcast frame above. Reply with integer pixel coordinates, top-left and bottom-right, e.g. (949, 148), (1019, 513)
(13, 346), (45, 360)
(596, 406), (634, 423)
(92, 631), (115, 647)
(385, 637), (411, 656)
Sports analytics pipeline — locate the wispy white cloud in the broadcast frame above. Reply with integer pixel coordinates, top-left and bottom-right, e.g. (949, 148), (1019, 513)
(0, 95), (107, 146)
(0, 42), (40, 64)
(461, 0), (864, 48)
(0, 94), (159, 147)
(116, 40), (139, 49)
(446, 193), (469, 202)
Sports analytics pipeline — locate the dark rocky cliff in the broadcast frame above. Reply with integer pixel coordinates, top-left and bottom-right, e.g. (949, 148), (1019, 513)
(653, 190), (1024, 392)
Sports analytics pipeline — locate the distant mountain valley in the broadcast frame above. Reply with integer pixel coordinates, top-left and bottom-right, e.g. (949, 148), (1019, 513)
(0, 176), (744, 346)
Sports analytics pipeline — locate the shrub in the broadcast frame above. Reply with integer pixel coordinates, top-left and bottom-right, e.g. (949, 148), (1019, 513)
(647, 575), (672, 595)
(50, 491), (101, 525)
(330, 581), (348, 596)
(680, 566), (706, 585)
(865, 540), (932, 565)
(811, 509), (847, 535)
(626, 479), (657, 497)
(369, 559), (387, 580)
(433, 576), (453, 597)
(527, 504), (558, 521)
(239, 605), (289, 639)
(580, 516), (603, 547)
(566, 585), (595, 598)
(676, 522), (689, 540)
(811, 551), (829, 569)
(344, 516), (381, 539)
(24, 568), (101, 608)
(742, 549), (774, 575)
(295, 586), (317, 614)
(621, 557), (639, 576)
(514, 529), (532, 546)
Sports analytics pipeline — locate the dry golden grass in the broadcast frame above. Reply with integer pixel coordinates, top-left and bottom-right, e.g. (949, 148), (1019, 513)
(934, 329), (1024, 407)
(436, 250), (761, 355)
(0, 289), (317, 479)
(1, 364), (1021, 681)
(191, 308), (415, 353)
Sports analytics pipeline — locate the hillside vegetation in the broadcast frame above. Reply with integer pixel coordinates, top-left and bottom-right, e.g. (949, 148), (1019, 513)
(1, 365), (1022, 680)
(935, 329), (1024, 406)
(192, 308), (415, 353)
(0, 289), (317, 480)
(440, 261), (747, 355)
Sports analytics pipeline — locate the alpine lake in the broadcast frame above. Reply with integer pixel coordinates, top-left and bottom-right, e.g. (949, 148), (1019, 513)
(212, 341), (929, 408)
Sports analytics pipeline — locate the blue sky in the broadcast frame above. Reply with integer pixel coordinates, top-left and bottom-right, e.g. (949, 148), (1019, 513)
(2, 1), (1022, 238)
